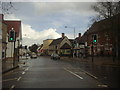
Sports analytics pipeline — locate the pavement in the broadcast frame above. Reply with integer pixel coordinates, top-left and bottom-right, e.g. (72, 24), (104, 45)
(2, 57), (28, 74)
(61, 56), (120, 67)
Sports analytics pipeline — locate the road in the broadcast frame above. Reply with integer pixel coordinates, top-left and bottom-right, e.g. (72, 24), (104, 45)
(2, 56), (108, 89)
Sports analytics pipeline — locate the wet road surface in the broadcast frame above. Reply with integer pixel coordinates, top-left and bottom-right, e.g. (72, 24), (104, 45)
(65, 59), (120, 88)
(2, 56), (107, 89)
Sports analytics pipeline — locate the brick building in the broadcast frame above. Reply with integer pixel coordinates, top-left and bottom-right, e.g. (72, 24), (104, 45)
(3, 20), (22, 60)
(0, 14), (22, 61)
(82, 13), (120, 56)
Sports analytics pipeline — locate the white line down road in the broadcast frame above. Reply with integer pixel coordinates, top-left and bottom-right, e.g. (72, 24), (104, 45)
(64, 68), (84, 80)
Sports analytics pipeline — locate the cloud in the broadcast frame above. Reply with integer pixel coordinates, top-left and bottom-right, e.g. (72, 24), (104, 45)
(33, 2), (96, 16)
(22, 23), (62, 46)
(22, 24), (75, 46)
(4, 14), (62, 46)
(3, 2), (96, 46)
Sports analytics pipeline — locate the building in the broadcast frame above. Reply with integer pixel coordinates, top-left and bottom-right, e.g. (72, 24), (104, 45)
(0, 14), (22, 61)
(0, 14), (8, 60)
(37, 44), (43, 56)
(42, 39), (53, 56)
(3, 20), (22, 60)
(74, 33), (87, 57)
(49, 33), (73, 56)
(0, 17), (2, 60)
(1, 22), (7, 60)
(81, 13), (120, 57)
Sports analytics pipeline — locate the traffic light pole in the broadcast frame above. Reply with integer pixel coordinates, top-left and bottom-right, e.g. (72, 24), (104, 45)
(9, 28), (16, 67)
(91, 42), (94, 62)
(13, 40), (15, 67)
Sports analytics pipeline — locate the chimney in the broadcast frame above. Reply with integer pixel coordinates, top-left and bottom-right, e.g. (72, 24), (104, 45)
(62, 33), (65, 38)
(79, 33), (81, 38)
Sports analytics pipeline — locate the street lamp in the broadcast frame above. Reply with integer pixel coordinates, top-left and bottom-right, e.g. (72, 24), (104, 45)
(65, 26), (76, 58)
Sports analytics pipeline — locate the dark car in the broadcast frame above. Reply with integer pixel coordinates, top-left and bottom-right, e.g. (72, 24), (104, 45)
(51, 53), (60, 60)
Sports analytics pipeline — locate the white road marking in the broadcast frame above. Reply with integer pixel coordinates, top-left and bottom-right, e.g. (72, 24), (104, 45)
(84, 71), (98, 79)
(22, 71), (25, 74)
(98, 84), (108, 87)
(78, 68), (98, 79)
(17, 77), (21, 81)
(10, 85), (15, 90)
(64, 68), (83, 80)
(24, 67), (29, 71)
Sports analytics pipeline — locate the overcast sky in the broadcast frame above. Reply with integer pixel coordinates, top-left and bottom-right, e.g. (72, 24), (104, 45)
(4, 1), (98, 46)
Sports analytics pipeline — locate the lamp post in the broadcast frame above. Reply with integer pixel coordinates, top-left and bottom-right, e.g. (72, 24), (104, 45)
(65, 26), (76, 58)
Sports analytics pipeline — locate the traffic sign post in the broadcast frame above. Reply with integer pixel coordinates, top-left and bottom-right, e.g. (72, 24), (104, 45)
(9, 28), (16, 67)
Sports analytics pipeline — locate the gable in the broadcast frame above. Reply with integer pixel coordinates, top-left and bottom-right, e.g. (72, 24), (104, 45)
(60, 37), (72, 48)
(60, 43), (72, 49)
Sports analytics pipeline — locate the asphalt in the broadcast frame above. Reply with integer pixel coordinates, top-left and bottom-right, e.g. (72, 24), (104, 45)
(2, 56), (120, 88)
(2, 56), (120, 74)
(2, 57), (105, 88)
(60, 56), (120, 88)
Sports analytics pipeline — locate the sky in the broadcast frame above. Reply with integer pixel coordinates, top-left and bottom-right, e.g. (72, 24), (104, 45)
(3, 1), (98, 46)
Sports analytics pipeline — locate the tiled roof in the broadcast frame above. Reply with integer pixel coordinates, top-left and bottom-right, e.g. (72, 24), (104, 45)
(86, 13), (120, 34)
(69, 39), (74, 43)
(49, 37), (64, 46)
(60, 43), (71, 49)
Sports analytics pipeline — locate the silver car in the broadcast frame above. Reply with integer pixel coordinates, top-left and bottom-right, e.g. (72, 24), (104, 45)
(51, 53), (60, 60)
(30, 53), (37, 59)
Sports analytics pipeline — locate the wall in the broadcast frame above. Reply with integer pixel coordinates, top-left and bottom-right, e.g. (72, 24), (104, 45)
(0, 23), (1, 90)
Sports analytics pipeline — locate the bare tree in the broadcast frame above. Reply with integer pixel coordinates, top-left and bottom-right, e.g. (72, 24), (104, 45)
(0, 1), (16, 14)
(88, 1), (120, 27)
(91, 1), (120, 21)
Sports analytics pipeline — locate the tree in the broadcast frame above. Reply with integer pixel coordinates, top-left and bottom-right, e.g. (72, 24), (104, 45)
(29, 44), (39, 53)
(88, 1), (120, 28)
(91, 1), (120, 21)
(0, 1), (16, 14)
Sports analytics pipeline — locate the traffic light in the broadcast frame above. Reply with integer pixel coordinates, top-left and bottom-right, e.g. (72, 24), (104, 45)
(9, 30), (15, 42)
(92, 34), (97, 43)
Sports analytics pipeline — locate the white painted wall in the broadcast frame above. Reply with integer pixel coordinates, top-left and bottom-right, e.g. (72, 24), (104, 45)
(6, 36), (19, 58)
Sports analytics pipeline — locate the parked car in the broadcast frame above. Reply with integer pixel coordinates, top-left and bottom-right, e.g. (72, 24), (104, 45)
(51, 53), (60, 60)
(30, 53), (37, 59)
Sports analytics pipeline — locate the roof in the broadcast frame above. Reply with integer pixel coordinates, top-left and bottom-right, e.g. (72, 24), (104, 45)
(49, 37), (64, 46)
(60, 43), (72, 49)
(69, 39), (74, 44)
(86, 13), (120, 34)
